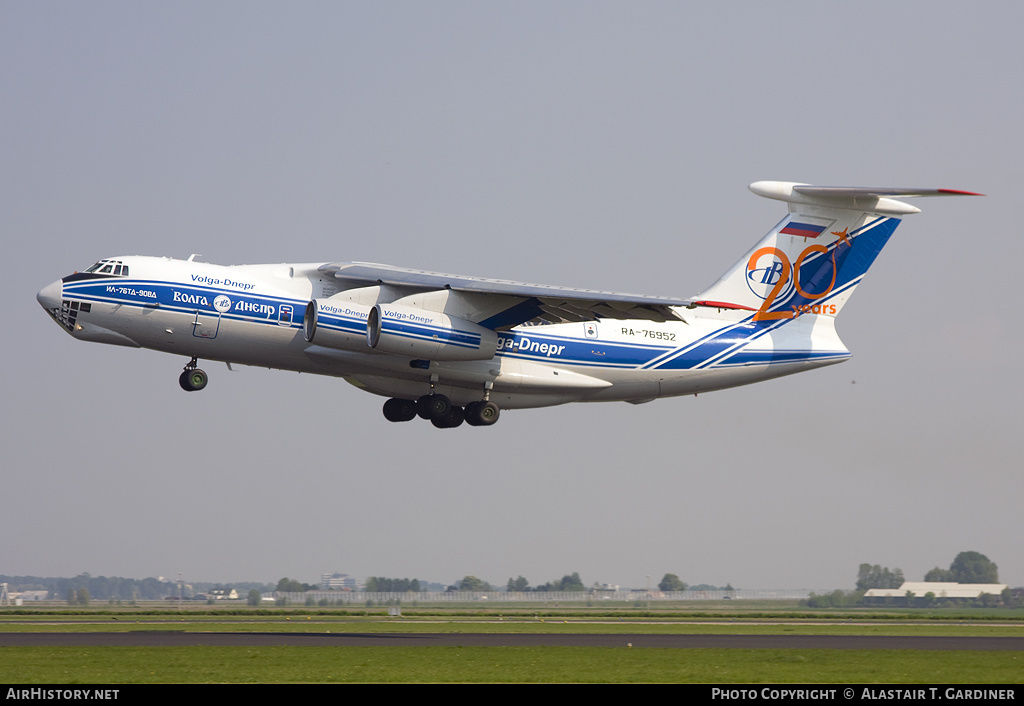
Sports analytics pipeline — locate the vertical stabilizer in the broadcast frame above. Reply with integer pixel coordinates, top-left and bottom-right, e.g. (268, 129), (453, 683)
(695, 182), (979, 322)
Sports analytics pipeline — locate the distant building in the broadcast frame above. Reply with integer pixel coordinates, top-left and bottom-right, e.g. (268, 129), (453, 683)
(207, 588), (238, 600)
(864, 582), (1007, 599)
(321, 573), (357, 590)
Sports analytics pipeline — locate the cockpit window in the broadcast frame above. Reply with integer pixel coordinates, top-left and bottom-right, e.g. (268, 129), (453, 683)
(84, 259), (128, 277)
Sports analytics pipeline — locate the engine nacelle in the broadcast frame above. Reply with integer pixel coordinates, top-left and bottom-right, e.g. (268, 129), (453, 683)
(367, 303), (498, 361)
(303, 298), (372, 351)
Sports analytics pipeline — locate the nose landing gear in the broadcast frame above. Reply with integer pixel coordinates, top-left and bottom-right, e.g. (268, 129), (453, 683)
(179, 357), (208, 392)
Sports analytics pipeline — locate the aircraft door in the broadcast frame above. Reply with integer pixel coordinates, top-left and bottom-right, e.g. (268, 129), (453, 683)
(192, 293), (234, 339)
(191, 310), (221, 339)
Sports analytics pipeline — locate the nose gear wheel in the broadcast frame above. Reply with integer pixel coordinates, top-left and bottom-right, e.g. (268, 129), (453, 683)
(179, 357), (208, 391)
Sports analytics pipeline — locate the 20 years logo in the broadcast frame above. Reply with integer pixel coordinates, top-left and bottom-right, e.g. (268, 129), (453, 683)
(746, 229), (850, 322)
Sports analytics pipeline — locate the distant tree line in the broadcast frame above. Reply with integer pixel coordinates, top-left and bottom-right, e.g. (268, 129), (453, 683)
(2, 572), (737, 599)
(805, 551), (1008, 609)
(364, 577), (422, 592)
(498, 573), (585, 592)
(500, 573), (731, 593)
(1, 573), (178, 601)
(275, 577), (319, 592)
(449, 576), (492, 592)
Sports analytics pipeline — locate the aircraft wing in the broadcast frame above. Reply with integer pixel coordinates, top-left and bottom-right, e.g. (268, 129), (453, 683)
(317, 262), (690, 327)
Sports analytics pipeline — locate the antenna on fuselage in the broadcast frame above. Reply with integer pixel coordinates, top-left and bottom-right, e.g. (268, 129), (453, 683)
(187, 254), (201, 262)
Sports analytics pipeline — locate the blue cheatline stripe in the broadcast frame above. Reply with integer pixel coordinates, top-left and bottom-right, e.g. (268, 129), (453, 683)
(380, 319), (481, 349)
(61, 276), (857, 373)
(62, 279), (300, 311)
(64, 278), (301, 308)
(711, 350), (851, 367)
(60, 279), (305, 328)
(639, 318), (757, 370)
(495, 330), (673, 368)
(644, 217), (897, 372)
(319, 315), (365, 335)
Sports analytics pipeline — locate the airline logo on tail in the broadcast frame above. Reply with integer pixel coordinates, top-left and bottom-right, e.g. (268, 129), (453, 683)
(746, 249), (793, 302)
(745, 227), (854, 321)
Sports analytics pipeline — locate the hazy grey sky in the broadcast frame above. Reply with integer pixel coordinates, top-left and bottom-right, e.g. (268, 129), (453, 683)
(4, 1), (1021, 591)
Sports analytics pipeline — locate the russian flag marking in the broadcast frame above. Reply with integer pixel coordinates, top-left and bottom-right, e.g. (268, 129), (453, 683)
(780, 221), (827, 238)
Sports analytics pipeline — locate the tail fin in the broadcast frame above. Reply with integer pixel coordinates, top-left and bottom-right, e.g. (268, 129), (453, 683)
(695, 182), (980, 322)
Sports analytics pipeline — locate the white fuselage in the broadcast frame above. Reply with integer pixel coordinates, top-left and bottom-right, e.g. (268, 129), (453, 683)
(38, 256), (850, 410)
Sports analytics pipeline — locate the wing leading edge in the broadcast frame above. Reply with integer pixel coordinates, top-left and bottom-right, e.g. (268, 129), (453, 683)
(318, 262), (690, 328)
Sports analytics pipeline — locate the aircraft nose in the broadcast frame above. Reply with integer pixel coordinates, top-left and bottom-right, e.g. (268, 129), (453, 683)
(37, 279), (63, 310)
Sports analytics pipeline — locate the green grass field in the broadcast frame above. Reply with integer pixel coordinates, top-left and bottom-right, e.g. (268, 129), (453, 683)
(3, 646), (1021, 683)
(2, 608), (1022, 683)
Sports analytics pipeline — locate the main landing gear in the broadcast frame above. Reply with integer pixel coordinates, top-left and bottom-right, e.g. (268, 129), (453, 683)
(179, 357), (208, 392)
(382, 394), (500, 428)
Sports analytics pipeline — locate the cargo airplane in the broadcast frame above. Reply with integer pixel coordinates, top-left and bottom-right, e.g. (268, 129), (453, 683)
(37, 181), (977, 427)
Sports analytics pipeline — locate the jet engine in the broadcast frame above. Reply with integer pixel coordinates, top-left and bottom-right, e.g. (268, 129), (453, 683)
(303, 298), (371, 351)
(366, 303), (498, 361)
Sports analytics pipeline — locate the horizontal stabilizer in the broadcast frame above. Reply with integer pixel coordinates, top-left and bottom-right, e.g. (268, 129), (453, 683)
(750, 181), (981, 215)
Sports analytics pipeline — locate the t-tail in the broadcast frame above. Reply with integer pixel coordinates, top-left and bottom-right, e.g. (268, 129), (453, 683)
(695, 182), (981, 322)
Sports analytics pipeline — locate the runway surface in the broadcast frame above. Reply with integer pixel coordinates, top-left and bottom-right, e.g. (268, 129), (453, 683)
(3, 633), (1023, 650)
